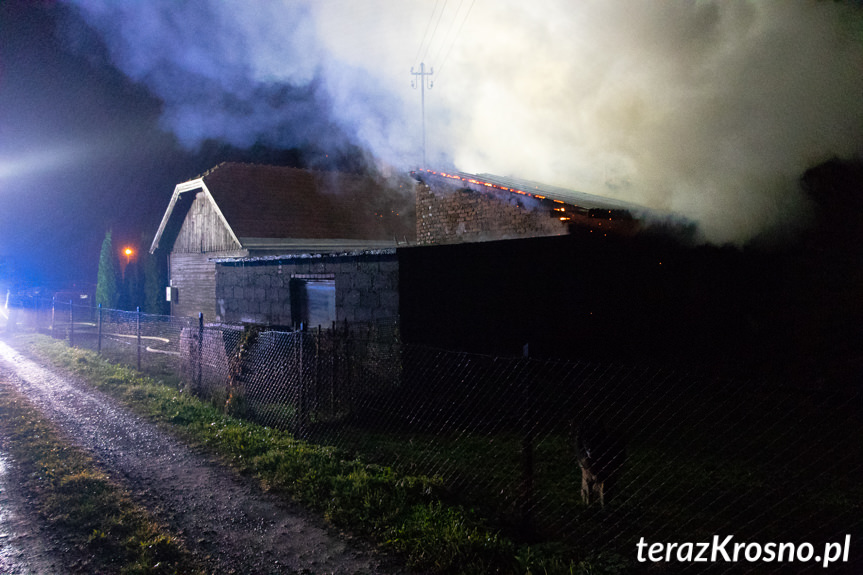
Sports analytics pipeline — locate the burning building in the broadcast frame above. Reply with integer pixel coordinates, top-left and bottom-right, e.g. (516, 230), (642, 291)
(148, 161), (829, 381)
(411, 169), (663, 245)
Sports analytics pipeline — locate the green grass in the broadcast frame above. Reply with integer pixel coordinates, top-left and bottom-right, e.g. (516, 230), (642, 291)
(313, 415), (863, 553)
(6, 332), (623, 574)
(11, 331), (861, 574)
(0, 378), (204, 574)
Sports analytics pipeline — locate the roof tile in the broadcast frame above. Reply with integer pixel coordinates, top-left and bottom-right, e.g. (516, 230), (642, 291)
(201, 163), (415, 241)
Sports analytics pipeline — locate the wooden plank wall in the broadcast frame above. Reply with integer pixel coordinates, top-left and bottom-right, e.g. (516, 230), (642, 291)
(173, 191), (239, 253)
(170, 252), (217, 322)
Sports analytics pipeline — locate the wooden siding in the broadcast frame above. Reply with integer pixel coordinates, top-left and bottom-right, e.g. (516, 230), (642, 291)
(173, 191), (239, 254)
(170, 252), (218, 322)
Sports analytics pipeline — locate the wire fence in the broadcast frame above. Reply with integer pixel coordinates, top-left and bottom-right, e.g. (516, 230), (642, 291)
(3, 294), (862, 571)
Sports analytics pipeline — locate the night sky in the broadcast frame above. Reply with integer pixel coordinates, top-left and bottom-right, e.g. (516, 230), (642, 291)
(0, 1), (363, 288)
(2, 0), (863, 289)
(1, 2), (196, 286)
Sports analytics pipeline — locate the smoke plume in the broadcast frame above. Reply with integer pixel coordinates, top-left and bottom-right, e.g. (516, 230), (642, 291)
(66, 0), (863, 244)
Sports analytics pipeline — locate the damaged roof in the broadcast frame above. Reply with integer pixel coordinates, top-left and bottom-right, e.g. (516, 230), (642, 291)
(151, 162), (416, 253)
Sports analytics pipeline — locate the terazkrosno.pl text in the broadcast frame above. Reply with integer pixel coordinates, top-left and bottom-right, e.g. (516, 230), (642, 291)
(636, 535), (851, 568)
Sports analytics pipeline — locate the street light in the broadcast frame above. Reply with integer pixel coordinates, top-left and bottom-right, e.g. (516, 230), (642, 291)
(121, 247), (135, 279)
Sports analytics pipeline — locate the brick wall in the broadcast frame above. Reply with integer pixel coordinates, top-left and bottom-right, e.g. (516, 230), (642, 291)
(215, 251), (399, 327)
(416, 184), (571, 245)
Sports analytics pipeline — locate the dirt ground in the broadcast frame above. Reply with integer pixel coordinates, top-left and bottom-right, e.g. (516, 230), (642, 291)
(0, 340), (401, 574)
(0, 451), (67, 575)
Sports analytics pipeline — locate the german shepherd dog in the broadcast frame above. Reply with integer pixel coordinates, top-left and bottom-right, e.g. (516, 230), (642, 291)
(575, 419), (626, 507)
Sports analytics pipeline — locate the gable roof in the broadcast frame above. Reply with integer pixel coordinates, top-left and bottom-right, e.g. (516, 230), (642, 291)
(150, 163), (415, 253)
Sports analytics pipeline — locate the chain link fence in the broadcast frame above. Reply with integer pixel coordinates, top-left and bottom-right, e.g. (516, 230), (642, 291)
(3, 294), (862, 570)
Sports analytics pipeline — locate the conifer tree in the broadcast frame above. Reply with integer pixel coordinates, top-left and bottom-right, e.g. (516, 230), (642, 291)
(143, 246), (167, 314)
(95, 231), (118, 309)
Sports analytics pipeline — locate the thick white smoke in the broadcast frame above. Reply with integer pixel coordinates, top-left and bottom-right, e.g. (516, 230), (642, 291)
(68, 0), (863, 244)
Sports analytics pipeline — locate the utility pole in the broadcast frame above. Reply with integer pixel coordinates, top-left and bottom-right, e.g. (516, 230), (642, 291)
(411, 62), (434, 169)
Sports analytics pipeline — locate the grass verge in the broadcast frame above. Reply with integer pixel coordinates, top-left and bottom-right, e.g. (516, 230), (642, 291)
(0, 376), (204, 574)
(5, 332), (628, 574)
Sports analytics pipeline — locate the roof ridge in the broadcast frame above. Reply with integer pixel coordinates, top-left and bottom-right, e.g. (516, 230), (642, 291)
(197, 162), (391, 184)
(197, 161), (228, 179)
(199, 162), (327, 180)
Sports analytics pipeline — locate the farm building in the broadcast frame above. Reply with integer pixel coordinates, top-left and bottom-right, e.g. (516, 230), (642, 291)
(411, 169), (661, 245)
(149, 163), (415, 322)
(150, 159), (863, 385)
(151, 161), (733, 365)
(150, 162), (658, 327)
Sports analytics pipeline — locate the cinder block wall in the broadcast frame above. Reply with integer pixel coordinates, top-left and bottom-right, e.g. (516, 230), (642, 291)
(416, 184), (570, 245)
(215, 252), (399, 327)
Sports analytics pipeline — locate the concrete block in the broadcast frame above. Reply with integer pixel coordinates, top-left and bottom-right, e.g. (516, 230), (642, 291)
(353, 272), (372, 291)
(379, 290), (399, 313)
(352, 306), (373, 322)
(345, 289), (361, 307)
(359, 292), (380, 309)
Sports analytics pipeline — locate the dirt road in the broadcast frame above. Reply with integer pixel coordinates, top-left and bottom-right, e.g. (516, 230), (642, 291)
(0, 340), (397, 574)
(0, 451), (66, 575)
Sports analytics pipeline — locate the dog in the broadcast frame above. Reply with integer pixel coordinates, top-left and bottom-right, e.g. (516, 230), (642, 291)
(575, 418), (626, 507)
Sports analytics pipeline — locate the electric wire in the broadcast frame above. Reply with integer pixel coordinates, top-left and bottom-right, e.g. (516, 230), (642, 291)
(412, 0), (442, 69)
(431, 0), (466, 70)
(435, 0), (476, 80)
(421, 0), (449, 65)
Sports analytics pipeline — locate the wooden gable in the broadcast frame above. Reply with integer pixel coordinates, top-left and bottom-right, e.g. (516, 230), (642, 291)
(173, 191), (242, 254)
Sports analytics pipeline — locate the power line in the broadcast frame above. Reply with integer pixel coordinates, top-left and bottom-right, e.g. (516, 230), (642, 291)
(421, 0), (449, 64)
(410, 62), (434, 169)
(409, 0), (474, 169)
(412, 0), (442, 68)
(431, 0), (465, 69)
(435, 0), (476, 80)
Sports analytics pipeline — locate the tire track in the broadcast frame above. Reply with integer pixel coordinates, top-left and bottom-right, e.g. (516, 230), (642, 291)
(0, 340), (393, 574)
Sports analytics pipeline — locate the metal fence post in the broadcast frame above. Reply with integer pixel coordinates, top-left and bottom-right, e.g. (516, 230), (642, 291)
(97, 304), (102, 354)
(197, 313), (203, 391)
(520, 343), (535, 539)
(330, 320), (337, 416)
(136, 307), (142, 370)
(297, 326), (308, 438)
(315, 325), (321, 414)
(344, 319), (352, 409)
(69, 300), (74, 347)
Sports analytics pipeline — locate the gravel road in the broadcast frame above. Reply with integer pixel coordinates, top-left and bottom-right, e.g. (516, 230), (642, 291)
(0, 340), (398, 574)
(0, 451), (66, 574)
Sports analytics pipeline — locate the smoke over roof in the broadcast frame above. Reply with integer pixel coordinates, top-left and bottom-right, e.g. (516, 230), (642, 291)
(66, 0), (863, 245)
